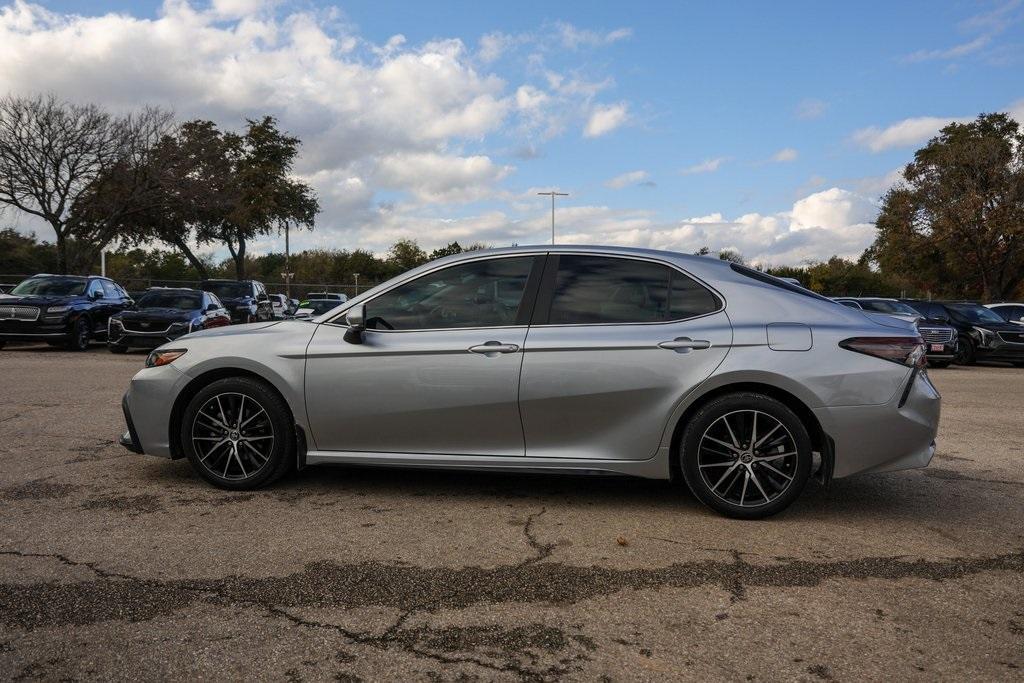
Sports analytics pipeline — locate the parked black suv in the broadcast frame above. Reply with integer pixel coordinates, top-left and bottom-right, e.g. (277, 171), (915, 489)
(0, 274), (132, 351)
(199, 279), (273, 324)
(902, 300), (1024, 366)
(108, 288), (232, 353)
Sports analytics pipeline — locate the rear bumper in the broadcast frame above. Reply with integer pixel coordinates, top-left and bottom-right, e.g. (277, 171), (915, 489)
(814, 369), (941, 479)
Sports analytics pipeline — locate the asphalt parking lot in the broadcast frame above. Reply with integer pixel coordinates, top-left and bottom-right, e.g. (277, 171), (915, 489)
(1, 344), (1022, 681)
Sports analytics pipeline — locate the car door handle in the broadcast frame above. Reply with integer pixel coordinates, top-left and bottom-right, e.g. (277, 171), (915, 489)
(658, 337), (712, 352)
(468, 341), (520, 356)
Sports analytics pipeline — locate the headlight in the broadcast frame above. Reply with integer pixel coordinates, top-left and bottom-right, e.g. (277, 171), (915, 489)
(145, 348), (187, 368)
(975, 327), (996, 347)
(47, 305), (70, 314)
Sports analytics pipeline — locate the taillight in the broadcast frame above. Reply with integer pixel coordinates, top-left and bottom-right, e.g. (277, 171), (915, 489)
(839, 336), (926, 368)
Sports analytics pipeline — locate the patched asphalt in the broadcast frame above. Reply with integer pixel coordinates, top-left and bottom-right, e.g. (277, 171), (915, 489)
(1, 343), (1023, 680)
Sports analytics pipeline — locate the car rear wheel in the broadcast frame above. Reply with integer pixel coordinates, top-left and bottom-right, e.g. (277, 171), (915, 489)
(180, 377), (294, 490)
(680, 393), (812, 519)
(954, 338), (975, 365)
(66, 317), (91, 351)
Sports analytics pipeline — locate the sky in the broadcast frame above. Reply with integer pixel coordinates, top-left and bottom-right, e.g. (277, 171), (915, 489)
(0, 0), (1021, 265)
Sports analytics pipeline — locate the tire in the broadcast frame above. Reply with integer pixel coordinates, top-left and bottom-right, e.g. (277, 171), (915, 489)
(66, 316), (91, 351)
(1013, 362), (1024, 368)
(0, 340), (5, 350)
(180, 376), (294, 490)
(679, 392), (812, 519)
(928, 361), (950, 369)
(954, 337), (975, 365)
(108, 344), (128, 354)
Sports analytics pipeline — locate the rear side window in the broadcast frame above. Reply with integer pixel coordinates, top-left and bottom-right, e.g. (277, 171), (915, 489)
(729, 263), (833, 303)
(546, 255), (719, 325)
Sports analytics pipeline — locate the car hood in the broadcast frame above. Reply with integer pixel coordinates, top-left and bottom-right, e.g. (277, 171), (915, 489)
(117, 308), (195, 323)
(186, 320), (281, 339)
(972, 322), (1024, 333)
(0, 294), (82, 307)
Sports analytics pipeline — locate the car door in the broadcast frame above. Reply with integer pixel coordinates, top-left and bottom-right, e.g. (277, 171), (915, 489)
(304, 254), (544, 456)
(519, 253), (732, 461)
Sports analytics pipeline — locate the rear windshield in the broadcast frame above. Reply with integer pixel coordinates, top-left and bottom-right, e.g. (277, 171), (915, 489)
(137, 290), (201, 310)
(860, 300), (919, 316)
(729, 264), (834, 303)
(202, 282), (250, 299)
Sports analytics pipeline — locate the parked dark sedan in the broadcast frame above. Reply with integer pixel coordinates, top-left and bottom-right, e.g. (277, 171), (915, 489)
(0, 274), (132, 351)
(108, 288), (231, 353)
(199, 279), (273, 324)
(903, 300), (1024, 366)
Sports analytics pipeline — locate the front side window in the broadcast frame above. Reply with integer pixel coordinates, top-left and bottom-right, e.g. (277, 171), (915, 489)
(546, 255), (718, 325)
(365, 257), (534, 330)
(87, 280), (104, 298)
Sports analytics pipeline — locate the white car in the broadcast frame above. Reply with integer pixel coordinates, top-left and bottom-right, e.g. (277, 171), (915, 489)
(268, 294), (290, 318)
(985, 303), (1024, 325)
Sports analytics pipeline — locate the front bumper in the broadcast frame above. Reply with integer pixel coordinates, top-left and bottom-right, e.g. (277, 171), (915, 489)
(975, 334), (1024, 362)
(120, 394), (144, 454)
(814, 368), (941, 479)
(119, 364), (188, 458)
(0, 317), (71, 341)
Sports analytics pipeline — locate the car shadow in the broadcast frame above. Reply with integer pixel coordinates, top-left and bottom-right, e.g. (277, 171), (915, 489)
(135, 455), (1014, 524)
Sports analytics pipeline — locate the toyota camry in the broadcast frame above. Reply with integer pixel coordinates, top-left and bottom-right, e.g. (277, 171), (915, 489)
(119, 245), (940, 518)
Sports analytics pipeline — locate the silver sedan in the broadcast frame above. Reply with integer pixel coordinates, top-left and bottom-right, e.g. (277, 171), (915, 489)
(120, 246), (940, 518)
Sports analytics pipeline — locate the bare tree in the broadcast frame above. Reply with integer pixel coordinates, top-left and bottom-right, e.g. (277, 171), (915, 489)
(0, 93), (173, 273)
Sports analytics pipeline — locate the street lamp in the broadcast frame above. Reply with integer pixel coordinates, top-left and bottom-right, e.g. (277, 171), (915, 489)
(537, 190), (568, 244)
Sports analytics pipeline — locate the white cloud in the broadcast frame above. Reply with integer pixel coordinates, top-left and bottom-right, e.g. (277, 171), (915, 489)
(904, 34), (992, 63)
(538, 188), (879, 265)
(772, 147), (798, 162)
(374, 153), (513, 203)
(795, 98), (827, 120)
(583, 102), (629, 137)
(604, 170), (650, 189)
(681, 157), (729, 174)
(555, 22), (633, 50)
(851, 115), (971, 152)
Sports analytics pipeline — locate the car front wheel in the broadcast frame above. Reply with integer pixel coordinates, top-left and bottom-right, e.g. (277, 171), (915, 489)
(66, 316), (91, 351)
(954, 338), (975, 365)
(180, 377), (294, 490)
(680, 392), (812, 519)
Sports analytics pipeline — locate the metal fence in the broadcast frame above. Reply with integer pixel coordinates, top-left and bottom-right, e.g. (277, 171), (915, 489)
(0, 274), (381, 299)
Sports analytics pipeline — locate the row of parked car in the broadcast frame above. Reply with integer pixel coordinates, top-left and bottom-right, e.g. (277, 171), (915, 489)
(831, 296), (1024, 367)
(0, 273), (348, 353)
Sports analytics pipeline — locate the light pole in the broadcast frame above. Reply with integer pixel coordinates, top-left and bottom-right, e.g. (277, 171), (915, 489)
(537, 190), (568, 244)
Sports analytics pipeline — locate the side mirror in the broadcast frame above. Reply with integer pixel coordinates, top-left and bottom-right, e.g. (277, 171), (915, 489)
(343, 304), (366, 344)
(91, 289), (103, 299)
(206, 303), (219, 312)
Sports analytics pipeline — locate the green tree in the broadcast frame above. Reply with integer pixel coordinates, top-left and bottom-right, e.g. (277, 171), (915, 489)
(869, 112), (1024, 300)
(213, 117), (319, 280)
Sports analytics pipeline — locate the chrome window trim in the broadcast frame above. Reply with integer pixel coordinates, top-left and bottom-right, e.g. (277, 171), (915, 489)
(322, 250), (726, 333)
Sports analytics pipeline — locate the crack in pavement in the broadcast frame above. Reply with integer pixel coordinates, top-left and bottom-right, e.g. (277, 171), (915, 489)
(3, 548), (1023, 631)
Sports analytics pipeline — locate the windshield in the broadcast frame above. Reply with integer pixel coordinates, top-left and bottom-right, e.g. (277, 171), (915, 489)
(202, 282), (250, 299)
(301, 300), (339, 315)
(946, 303), (1006, 325)
(137, 291), (201, 310)
(10, 277), (87, 297)
(860, 300), (919, 316)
